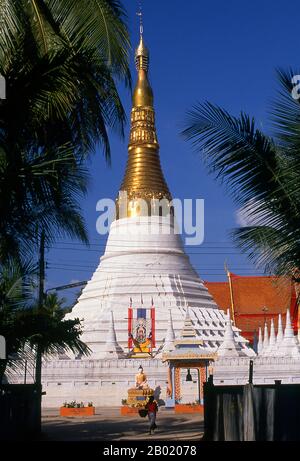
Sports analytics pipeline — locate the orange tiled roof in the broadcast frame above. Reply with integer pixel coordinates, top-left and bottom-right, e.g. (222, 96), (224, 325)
(204, 275), (299, 341)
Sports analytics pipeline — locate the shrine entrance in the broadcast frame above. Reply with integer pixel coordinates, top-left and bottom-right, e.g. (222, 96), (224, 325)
(165, 360), (210, 406)
(180, 368), (201, 404)
(161, 308), (217, 408)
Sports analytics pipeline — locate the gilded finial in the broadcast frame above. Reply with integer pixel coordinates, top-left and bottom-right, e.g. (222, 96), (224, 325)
(137, 0), (143, 37)
(115, 7), (172, 219)
(135, 1), (148, 72)
(135, 36), (149, 72)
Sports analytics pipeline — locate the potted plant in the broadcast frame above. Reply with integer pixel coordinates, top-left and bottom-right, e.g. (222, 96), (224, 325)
(60, 401), (95, 417)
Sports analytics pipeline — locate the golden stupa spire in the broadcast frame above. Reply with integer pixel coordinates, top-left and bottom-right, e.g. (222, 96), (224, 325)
(116, 9), (172, 219)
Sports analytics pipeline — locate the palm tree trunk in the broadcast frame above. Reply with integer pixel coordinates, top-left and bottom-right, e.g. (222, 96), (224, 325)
(35, 345), (42, 435)
(35, 229), (45, 435)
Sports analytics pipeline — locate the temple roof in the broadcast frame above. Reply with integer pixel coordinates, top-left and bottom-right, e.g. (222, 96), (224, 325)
(204, 275), (298, 340)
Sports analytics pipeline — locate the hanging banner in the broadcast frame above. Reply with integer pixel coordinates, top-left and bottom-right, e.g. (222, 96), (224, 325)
(128, 305), (155, 356)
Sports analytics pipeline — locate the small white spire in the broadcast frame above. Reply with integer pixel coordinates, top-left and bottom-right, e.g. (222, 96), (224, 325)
(257, 326), (263, 355)
(275, 313), (284, 355)
(218, 310), (241, 357)
(179, 306), (197, 338)
(109, 310), (117, 341)
(270, 319), (276, 344)
(284, 309), (294, 339)
(162, 309), (175, 352)
(277, 314), (284, 344)
(278, 309), (300, 358)
(262, 322), (269, 352)
(104, 311), (124, 358)
(264, 319), (276, 356)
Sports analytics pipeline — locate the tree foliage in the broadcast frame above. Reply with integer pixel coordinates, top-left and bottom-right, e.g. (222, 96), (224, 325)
(183, 69), (300, 280)
(0, 0), (131, 260)
(0, 258), (89, 381)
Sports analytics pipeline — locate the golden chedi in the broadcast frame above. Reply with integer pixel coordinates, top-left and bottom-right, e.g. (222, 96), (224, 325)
(116, 34), (172, 219)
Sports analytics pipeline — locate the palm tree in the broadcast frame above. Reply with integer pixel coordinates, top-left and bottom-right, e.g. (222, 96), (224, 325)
(0, 0), (131, 260)
(18, 294), (90, 365)
(0, 258), (89, 383)
(0, 258), (90, 438)
(183, 69), (300, 280)
(0, 143), (90, 261)
(0, 3), (130, 431)
(0, 258), (35, 380)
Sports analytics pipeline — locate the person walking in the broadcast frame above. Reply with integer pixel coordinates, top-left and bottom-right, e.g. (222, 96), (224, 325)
(145, 396), (158, 435)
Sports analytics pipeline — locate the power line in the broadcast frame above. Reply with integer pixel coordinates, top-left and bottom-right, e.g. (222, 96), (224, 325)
(55, 239), (237, 244)
(50, 242), (239, 249)
(47, 242), (256, 254)
(49, 259), (259, 268)
(48, 261), (262, 271)
(48, 266), (265, 276)
(48, 247), (255, 255)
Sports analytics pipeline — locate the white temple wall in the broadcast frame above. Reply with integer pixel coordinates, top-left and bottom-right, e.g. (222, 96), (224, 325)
(213, 357), (300, 386)
(42, 359), (168, 407)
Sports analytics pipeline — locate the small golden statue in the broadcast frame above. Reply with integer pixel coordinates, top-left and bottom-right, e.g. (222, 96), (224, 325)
(135, 365), (149, 390)
(126, 366), (154, 408)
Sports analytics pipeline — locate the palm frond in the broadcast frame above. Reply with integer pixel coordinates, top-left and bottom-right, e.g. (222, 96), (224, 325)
(183, 102), (298, 211)
(0, 258), (37, 311)
(233, 225), (300, 279)
(0, 0), (131, 261)
(183, 99), (300, 278)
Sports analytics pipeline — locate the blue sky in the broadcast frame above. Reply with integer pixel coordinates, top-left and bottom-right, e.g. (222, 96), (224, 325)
(46, 0), (300, 303)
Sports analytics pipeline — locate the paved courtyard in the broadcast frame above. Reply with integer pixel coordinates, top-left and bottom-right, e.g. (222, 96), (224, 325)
(41, 407), (204, 441)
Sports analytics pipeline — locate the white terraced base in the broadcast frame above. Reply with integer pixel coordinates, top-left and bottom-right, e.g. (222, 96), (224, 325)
(65, 216), (252, 359)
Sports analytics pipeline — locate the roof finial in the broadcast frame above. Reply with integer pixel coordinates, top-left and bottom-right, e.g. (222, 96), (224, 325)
(137, 0), (143, 37)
